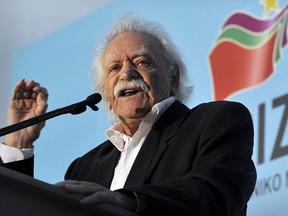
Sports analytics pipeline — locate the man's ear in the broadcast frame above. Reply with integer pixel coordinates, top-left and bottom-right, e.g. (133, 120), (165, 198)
(169, 64), (180, 94)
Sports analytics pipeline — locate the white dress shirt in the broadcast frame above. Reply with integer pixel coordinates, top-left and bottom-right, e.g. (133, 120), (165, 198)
(107, 97), (175, 190)
(0, 143), (34, 163)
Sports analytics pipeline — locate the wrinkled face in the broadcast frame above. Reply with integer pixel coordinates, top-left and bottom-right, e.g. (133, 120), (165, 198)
(103, 32), (172, 122)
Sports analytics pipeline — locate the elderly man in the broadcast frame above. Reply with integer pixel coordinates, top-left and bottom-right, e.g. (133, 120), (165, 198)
(0, 15), (256, 215)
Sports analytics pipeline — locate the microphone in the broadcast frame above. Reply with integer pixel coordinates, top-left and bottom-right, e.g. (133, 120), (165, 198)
(84, 93), (102, 111)
(70, 93), (102, 114)
(0, 93), (102, 137)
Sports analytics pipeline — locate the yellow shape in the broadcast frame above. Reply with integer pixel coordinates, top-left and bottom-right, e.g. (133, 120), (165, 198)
(261, 0), (280, 16)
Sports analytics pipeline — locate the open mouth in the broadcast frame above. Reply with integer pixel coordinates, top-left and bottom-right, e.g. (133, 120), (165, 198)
(119, 89), (142, 97)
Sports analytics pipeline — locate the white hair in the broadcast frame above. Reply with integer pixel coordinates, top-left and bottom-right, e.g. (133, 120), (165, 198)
(92, 14), (193, 106)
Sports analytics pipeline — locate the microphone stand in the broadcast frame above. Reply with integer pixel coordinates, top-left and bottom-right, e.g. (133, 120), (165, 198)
(0, 93), (101, 137)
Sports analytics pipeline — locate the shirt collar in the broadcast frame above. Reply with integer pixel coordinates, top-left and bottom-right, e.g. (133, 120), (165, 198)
(106, 96), (175, 151)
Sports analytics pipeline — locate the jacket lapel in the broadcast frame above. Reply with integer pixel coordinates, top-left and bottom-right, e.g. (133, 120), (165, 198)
(124, 101), (190, 187)
(92, 145), (120, 188)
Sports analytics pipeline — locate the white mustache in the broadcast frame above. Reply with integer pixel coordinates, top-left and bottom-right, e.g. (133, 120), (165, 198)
(113, 79), (148, 97)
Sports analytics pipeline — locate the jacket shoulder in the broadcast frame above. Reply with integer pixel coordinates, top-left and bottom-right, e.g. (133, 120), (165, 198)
(191, 101), (252, 118)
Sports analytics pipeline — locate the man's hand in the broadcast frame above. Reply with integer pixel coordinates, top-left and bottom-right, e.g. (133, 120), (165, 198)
(4, 79), (48, 149)
(56, 180), (137, 211)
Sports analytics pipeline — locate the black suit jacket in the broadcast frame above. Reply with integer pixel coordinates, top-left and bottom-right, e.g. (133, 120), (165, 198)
(1, 101), (256, 216)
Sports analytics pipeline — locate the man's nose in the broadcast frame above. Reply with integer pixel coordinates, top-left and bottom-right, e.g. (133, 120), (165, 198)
(119, 64), (140, 80)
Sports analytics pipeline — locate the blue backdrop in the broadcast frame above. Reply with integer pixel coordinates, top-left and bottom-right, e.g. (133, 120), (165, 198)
(11, 0), (288, 215)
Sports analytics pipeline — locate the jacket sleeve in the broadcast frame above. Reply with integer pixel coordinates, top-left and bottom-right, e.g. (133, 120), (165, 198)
(0, 156), (34, 177)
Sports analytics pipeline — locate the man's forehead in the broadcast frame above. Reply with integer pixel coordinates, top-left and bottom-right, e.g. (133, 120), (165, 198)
(104, 45), (152, 62)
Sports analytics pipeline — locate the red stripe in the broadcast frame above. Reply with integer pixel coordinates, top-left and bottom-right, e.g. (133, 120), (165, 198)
(209, 30), (278, 100)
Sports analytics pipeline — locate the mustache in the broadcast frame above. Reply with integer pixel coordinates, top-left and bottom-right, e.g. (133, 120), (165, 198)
(113, 79), (149, 97)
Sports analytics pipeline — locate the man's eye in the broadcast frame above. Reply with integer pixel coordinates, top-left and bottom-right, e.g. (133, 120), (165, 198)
(110, 65), (121, 72)
(137, 60), (151, 67)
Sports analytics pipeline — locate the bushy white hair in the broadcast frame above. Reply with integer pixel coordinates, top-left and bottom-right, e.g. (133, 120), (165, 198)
(92, 14), (193, 105)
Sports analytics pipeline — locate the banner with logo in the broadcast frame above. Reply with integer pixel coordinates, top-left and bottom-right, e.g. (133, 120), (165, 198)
(10, 0), (288, 215)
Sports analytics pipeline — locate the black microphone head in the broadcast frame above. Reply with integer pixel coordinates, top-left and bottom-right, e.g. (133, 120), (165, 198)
(86, 93), (102, 104)
(85, 93), (102, 111)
